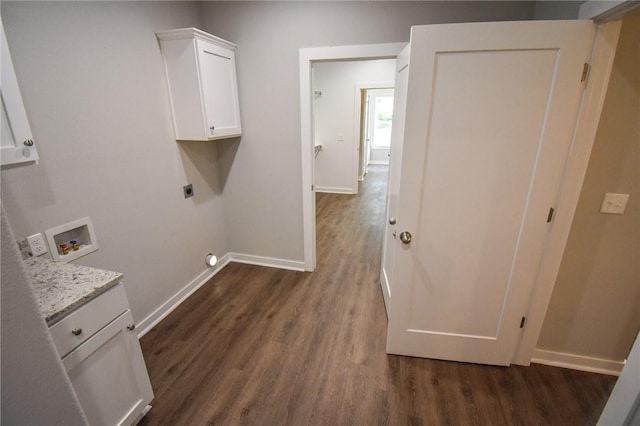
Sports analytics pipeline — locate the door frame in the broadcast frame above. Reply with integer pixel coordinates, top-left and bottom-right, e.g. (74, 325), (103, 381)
(513, 19), (622, 365)
(299, 43), (406, 271)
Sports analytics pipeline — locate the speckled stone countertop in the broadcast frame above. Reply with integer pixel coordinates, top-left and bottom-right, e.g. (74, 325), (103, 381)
(24, 257), (123, 326)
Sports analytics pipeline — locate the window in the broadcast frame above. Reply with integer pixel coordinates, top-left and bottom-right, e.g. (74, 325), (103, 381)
(372, 96), (393, 148)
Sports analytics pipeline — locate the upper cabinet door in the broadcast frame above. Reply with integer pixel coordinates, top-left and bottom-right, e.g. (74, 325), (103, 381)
(157, 28), (242, 141)
(1, 20), (39, 166)
(197, 39), (241, 140)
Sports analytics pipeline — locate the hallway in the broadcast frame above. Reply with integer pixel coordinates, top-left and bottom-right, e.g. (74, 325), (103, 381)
(139, 165), (615, 425)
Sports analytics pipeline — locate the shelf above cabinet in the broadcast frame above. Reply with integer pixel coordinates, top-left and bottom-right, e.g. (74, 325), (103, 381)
(157, 28), (242, 141)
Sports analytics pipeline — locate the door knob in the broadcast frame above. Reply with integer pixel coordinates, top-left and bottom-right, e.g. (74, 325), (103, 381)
(399, 231), (412, 244)
(389, 217), (396, 225)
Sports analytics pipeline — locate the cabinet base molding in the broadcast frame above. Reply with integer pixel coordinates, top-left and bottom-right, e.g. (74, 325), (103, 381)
(133, 405), (152, 425)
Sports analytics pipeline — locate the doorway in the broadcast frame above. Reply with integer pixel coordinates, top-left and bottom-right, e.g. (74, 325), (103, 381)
(312, 59), (395, 195)
(360, 88), (394, 181)
(299, 43), (405, 271)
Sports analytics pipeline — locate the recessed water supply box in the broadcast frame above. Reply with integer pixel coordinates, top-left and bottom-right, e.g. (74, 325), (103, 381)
(45, 217), (98, 262)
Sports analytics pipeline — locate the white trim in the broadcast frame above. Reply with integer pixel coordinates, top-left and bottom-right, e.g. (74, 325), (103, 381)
(368, 160), (390, 166)
(532, 348), (624, 376)
(579, 1), (639, 21)
(315, 186), (355, 194)
(513, 20), (623, 365)
(299, 43), (406, 272)
(136, 253), (232, 337)
(227, 253), (305, 271)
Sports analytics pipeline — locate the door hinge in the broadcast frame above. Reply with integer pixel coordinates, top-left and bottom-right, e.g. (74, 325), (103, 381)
(580, 63), (590, 83)
(312, 184), (314, 191)
(547, 207), (555, 223)
(520, 317), (526, 329)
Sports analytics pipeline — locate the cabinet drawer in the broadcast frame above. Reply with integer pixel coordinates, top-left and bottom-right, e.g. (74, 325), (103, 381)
(49, 283), (128, 357)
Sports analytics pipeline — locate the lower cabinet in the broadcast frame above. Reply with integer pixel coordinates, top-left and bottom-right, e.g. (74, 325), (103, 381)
(50, 283), (153, 425)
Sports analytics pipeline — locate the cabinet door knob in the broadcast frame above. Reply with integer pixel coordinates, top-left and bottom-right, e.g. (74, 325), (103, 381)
(23, 139), (34, 147)
(209, 125), (215, 131)
(71, 328), (83, 336)
(127, 324), (136, 331)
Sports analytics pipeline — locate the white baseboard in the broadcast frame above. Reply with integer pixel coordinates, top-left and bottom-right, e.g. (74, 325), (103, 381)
(136, 252), (304, 337)
(136, 253), (231, 337)
(228, 252), (305, 271)
(315, 186), (355, 194)
(368, 160), (389, 165)
(532, 348), (624, 376)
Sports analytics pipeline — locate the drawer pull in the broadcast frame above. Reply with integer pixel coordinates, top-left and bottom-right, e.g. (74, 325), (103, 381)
(71, 328), (83, 336)
(126, 324), (136, 331)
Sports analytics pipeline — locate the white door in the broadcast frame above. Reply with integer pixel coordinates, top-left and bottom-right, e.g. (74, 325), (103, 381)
(386, 21), (594, 366)
(380, 45), (410, 314)
(360, 93), (371, 179)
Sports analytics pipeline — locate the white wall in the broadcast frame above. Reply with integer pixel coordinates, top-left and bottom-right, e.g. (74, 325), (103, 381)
(200, 1), (535, 260)
(1, 209), (87, 425)
(0, 1), (231, 325)
(313, 60), (395, 193)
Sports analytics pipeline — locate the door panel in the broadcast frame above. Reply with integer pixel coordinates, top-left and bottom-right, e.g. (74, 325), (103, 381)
(409, 49), (556, 336)
(386, 21), (594, 365)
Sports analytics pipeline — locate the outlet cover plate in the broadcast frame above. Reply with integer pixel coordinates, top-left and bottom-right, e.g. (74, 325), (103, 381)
(183, 184), (194, 199)
(27, 233), (48, 256)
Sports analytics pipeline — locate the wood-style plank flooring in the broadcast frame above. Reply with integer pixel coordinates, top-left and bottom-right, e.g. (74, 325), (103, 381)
(139, 165), (616, 425)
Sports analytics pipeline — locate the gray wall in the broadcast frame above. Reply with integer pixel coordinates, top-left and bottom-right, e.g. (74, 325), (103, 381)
(537, 9), (640, 362)
(0, 1), (229, 325)
(1, 209), (87, 424)
(533, 1), (581, 20)
(199, 1), (536, 261)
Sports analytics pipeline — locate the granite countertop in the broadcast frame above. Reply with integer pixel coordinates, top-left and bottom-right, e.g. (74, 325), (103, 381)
(24, 257), (123, 326)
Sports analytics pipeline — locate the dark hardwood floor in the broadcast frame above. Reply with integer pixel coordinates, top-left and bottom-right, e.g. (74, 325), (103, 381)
(139, 165), (616, 425)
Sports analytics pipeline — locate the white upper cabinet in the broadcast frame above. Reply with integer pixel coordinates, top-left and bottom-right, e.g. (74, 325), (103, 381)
(157, 28), (242, 141)
(1, 20), (39, 166)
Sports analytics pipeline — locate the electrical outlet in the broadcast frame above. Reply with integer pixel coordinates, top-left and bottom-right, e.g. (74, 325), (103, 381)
(183, 184), (194, 199)
(27, 233), (48, 256)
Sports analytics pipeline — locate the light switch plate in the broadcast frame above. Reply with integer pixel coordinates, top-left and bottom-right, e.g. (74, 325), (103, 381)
(600, 193), (629, 214)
